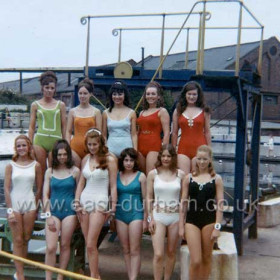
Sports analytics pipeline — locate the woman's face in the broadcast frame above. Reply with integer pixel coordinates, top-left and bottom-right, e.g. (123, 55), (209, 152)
(15, 138), (29, 157)
(196, 151), (211, 170)
(78, 86), (91, 104)
(161, 149), (172, 167)
(112, 91), (125, 105)
(42, 82), (56, 98)
(87, 137), (100, 155)
(123, 155), (135, 171)
(145, 87), (159, 106)
(57, 148), (68, 165)
(185, 89), (198, 105)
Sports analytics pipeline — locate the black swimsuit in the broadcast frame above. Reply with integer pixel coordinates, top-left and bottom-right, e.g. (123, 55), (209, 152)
(186, 176), (216, 230)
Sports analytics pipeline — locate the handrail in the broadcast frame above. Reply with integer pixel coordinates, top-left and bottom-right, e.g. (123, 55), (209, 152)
(0, 250), (96, 280)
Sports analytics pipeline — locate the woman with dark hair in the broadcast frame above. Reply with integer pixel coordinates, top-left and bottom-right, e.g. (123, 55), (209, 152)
(4, 135), (42, 280)
(179, 145), (224, 280)
(66, 78), (102, 167)
(172, 81), (211, 174)
(102, 81), (137, 157)
(116, 148), (147, 280)
(43, 139), (80, 280)
(74, 128), (117, 279)
(29, 71), (67, 173)
(147, 144), (185, 280)
(137, 81), (170, 174)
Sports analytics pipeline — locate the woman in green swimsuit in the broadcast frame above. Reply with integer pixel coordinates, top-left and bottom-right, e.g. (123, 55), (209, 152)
(29, 71), (67, 173)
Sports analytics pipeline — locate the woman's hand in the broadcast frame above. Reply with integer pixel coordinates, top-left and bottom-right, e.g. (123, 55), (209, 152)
(7, 213), (16, 223)
(46, 217), (56, 232)
(148, 219), (156, 235)
(142, 220), (148, 233)
(211, 229), (221, 241)
(179, 223), (185, 240)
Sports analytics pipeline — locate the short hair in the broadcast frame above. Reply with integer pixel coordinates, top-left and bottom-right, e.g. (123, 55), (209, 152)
(142, 81), (164, 110)
(12, 135), (34, 162)
(176, 81), (210, 115)
(192, 145), (216, 177)
(39, 71), (57, 86)
(108, 80), (130, 112)
(84, 128), (108, 169)
(118, 148), (140, 172)
(155, 144), (177, 172)
(78, 78), (94, 94)
(52, 140), (74, 169)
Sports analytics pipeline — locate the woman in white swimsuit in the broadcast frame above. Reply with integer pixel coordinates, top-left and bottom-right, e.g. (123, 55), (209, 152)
(147, 144), (185, 280)
(4, 135), (42, 280)
(74, 128), (117, 279)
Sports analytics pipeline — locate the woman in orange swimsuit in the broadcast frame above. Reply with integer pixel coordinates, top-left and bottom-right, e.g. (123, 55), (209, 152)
(172, 81), (211, 174)
(137, 81), (170, 174)
(66, 78), (102, 167)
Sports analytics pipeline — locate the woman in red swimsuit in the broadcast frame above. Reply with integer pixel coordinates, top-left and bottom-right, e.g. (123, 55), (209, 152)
(137, 81), (170, 174)
(172, 81), (211, 174)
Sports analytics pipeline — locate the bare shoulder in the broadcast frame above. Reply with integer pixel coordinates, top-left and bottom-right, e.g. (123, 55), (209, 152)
(139, 172), (147, 182)
(92, 105), (101, 114)
(72, 166), (80, 177)
(35, 161), (41, 169)
(215, 174), (223, 183)
(147, 169), (156, 180)
(5, 163), (12, 172)
(177, 169), (186, 179)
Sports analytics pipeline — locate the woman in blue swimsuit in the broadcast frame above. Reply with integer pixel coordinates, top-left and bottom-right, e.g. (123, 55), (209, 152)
(115, 148), (147, 280)
(43, 140), (80, 280)
(102, 81), (137, 157)
(179, 145), (224, 280)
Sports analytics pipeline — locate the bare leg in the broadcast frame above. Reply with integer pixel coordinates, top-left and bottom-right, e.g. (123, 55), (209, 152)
(22, 210), (37, 258)
(33, 145), (47, 174)
(146, 151), (158, 175)
(199, 224), (215, 279)
(45, 216), (61, 280)
(71, 150), (81, 168)
(9, 212), (25, 280)
(191, 157), (197, 172)
(57, 215), (77, 280)
(116, 220), (131, 279)
(185, 223), (202, 280)
(151, 221), (166, 280)
(164, 222), (179, 280)
(177, 154), (191, 174)
(128, 220), (143, 280)
(138, 152), (146, 174)
(86, 211), (106, 279)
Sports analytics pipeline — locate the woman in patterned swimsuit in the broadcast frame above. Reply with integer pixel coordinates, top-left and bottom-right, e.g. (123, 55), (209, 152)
(29, 71), (67, 173)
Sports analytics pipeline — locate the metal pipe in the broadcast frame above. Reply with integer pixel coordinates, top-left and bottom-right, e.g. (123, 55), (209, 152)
(184, 29), (190, 69)
(235, 1), (243, 76)
(257, 27), (264, 74)
(200, 1), (207, 74)
(159, 14), (166, 79)
(85, 17), (91, 77)
(118, 29), (122, 63)
(196, 13), (203, 75)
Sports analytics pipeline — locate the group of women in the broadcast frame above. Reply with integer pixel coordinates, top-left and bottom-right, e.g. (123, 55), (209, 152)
(4, 70), (224, 280)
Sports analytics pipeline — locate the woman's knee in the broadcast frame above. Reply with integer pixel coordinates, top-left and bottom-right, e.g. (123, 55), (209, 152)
(60, 241), (70, 253)
(13, 236), (24, 247)
(86, 243), (97, 254)
(190, 257), (202, 269)
(154, 252), (164, 263)
(166, 248), (176, 259)
(46, 244), (57, 255)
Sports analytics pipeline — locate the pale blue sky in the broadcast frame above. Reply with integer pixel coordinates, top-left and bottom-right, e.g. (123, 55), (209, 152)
(0, 0), (279, 82)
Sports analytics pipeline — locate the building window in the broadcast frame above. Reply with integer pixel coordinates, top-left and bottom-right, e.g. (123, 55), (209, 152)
(264, 95), (278, 105)
(269, 46), (277, 56)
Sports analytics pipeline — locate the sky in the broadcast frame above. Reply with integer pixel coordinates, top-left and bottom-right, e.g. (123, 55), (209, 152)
(0, 0), (279, 83)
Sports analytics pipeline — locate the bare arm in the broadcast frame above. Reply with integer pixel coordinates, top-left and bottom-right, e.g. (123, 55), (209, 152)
(146, 170), (155, 219)
(139, 172), (147, 219)
(35, 162), (43, 205)
(215, 175), (224, 224)
(28, 102), (37, 143)
(179, 174), (190, 239)
(42, 169), (52, 212)
(94, 108), (102, 131)
(159, 108), (170, 145)
(75, 156), (88, 202)
(171, 109), (179, 147)
(108, 155), (118, 212)
(4, 164), (13, 209)
(204, 111), (211, 146)
(102, 110), (108, 140)
(60, 102), (67, 139)
(65, 109), (74, 144)
(130, 111), (138, 151)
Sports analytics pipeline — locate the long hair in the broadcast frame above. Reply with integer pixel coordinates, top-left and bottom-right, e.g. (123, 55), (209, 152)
(108, 80), (130, 112)
(78, 78), (94, 94)
(176, 81), (210, 115)
(51, 139), (74, 169)
(118, 148), (140, 172)
(12, 135), (34, 162)
(84, 128), (108, 169)
(142, 81), (164, 110)
(155, 144), (177, 173)
(39, 71), (57, 86)
(192, 145), (216, 177)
